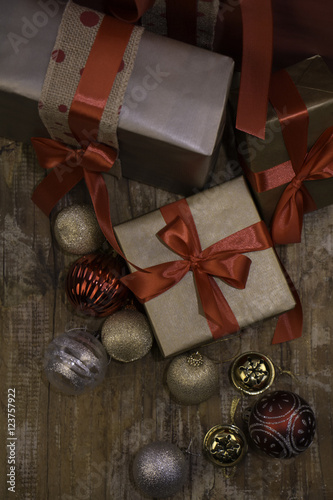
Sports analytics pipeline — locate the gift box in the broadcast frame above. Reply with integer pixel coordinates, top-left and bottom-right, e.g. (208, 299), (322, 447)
(230, 56), (333, 242)
(0, 0), (67, 141)
(0, 0), (234, 195)
(114, 176), (296, 358)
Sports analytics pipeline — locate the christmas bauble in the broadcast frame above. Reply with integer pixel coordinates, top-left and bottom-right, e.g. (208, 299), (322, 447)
(203, 424), (248, 467)
(43, 330), (108, 395)
(101, 309), (153, 362)
(133, 442), (187, 498)
(54, 205), (105, 254)
(166, 352), (219, 405)
(66, 253), (128, 317)
(248, 390), (316, 458)
(230, 351), (275, 396)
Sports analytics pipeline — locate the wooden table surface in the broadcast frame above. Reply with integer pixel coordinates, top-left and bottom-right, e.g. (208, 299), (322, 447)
(0, 136), (332, 500)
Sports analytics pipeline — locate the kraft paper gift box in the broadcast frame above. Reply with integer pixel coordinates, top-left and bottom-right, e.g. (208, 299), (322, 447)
(0, 0), (234, 195)
(114, 176), (296, 358)
(230, 56), (333, 229)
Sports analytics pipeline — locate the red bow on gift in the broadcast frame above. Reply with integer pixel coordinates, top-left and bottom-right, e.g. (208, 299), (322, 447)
(271, 126), (333, 244)
(121, 198), (301, 343)
(243, 69), (333, 245)
(31, 138), (116, 215)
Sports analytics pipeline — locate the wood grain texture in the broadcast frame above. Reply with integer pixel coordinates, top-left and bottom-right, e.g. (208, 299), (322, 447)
(0, 136), (332, 500)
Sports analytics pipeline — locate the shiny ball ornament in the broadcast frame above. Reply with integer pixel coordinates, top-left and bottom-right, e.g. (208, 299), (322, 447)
(66, 253), (128, 317)
(54, 205), (105, 254)
(166, 352), (219, 405)
(101, 309), (153, 362)
(43, 330), (108, 395)
(230, 351), (275, 396)
(248, 390), (316, 459)
(203, 424), (248, 467)
(132, 442), (187, 498)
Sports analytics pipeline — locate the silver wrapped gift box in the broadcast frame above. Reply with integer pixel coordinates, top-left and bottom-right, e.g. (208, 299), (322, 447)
(0, 0), (234, 194)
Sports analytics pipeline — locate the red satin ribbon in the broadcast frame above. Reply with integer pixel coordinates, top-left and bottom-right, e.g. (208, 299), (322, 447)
(109, 0), (273, 139)
(69, 16), (134, 144)
(32, 13), (135, 261)
(236, 0), (273, 139)
(122, 198), (277, 340)
(107, 0), (156, 23)
(31, 137), (130, 261)
(244, 70), (333, 245)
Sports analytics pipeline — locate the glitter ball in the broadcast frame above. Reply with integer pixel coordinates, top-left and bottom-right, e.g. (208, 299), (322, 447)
(101, 309), (153, 362)
(248, 390), (316, 458)
(133, 442), (187, 498)
(166, 352), (219, 405)
(43, 330), (108, 395)
(54, 205), (105, 255)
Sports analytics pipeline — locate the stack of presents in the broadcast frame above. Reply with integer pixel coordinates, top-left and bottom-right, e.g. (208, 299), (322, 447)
(1, 0), (332, 357)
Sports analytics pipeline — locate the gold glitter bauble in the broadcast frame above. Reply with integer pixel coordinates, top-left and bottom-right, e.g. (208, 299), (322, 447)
(166, 352), (219, 405)
(54, 205), (105, 254)
(101, 309), (153, 362)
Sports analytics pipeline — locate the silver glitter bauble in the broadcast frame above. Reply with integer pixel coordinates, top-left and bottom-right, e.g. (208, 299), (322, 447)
(43, 330), (108, 395)
(133, 442), (187, 498)
(101, 309), (153, 362)
(54, 205), (105, 254)
(166, 352), (219, 405)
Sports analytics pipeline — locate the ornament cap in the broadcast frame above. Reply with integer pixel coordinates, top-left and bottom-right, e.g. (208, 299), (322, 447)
(203, 424), (248, 467)
(230, 351), (275, 396)
(186, 351), (204, 367)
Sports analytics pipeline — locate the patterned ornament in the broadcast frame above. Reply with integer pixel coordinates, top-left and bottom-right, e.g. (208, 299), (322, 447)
(101, 309), (153, 362)
(203, 424), (248, 467)
(66, 253), (128, 317)
(230, 351), (275, 396)
(43, 330), (108, 395)
(54, 205), (105, 255)
(166, 352), (219, 405)
(248, 390), (316, 458)
(132, 442), (187, 498)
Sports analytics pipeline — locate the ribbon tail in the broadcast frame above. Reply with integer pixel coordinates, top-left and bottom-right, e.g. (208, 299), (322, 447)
(194, 271), (240, 339)
(83, 170), (129, 259)
(236, 0), (273, 139)
(272, 257), (303, 344)
(271, 191), (303, 245)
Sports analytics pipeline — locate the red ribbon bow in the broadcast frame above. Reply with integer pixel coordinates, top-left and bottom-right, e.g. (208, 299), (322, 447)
(31, 137), (132, 262)
(122, 198), (282, 341)
(31, 138), (117, 216)
(271, 126), (333, 244)
(269, 70), (333, 244)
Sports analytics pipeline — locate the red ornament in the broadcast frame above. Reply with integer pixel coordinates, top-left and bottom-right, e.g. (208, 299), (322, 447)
(248, 390), (316, 459)
(66, 253), (128, 317)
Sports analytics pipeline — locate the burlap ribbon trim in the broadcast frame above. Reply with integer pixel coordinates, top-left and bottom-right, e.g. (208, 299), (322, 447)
(39, 1), (143, 159)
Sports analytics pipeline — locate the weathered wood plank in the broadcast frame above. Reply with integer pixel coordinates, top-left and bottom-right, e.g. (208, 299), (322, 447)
(1, 138), (332, 500)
